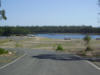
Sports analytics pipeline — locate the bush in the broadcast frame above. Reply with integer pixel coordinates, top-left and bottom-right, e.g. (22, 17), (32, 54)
(85, 46), (93, 52)
(56, 44), (64, 51)
(77, 51), (86, 56)
(0, 48), (8, 55)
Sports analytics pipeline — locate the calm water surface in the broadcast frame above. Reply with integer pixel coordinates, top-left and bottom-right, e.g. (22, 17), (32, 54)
(36, 34), (100, 39)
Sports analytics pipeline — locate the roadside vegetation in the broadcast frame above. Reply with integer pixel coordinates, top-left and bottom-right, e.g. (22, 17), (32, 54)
(0, 48), (8, 55)
(15, 43), (23, 48)
(0, 36), (100, 57)
(0, 35), (100, 67)
(56, 44), (64, 52)
(84, 35), (92, 53)
(0, 39), (11, 45)
(77, 35), (93, 56)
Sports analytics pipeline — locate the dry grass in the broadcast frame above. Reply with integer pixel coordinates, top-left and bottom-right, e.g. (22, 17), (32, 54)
(1, 36), (100, 67)
(0, 36), (100, 53)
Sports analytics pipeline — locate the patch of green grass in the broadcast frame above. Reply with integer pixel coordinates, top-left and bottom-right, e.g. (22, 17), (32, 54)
(0, 48), (8, 55)
(39, 38), (54, 41)
(23, 38), (35, 41)
(33, 44), (53, 48)
(0, 39), (10, 45)
(15, 43), (23, 48)
(63, 42), (74, 46)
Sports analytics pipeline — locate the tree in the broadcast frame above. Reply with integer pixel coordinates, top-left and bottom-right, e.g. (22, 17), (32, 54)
(0, 10), (7, 20)
(2, 27), (12, 36)
(83, 35), (91, 45)
(0, 0), (7, 20)
(83, 35), (92, 52)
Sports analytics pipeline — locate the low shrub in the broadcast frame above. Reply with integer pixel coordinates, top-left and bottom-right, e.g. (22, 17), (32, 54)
(77, 51), (86, 56)
(85, 46), (93, 52)
(93, 52), (100, 57)
(56, 44), (64, 51)
(0, 48), (8, 55)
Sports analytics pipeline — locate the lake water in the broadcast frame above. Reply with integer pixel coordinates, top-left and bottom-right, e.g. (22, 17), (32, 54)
(36, 34), (100, 39)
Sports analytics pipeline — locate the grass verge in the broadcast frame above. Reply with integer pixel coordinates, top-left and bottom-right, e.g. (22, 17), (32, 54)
(0, 48), (8, 55)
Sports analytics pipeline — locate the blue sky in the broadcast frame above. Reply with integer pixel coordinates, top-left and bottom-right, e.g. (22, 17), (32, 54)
(0, 0), (99, 27)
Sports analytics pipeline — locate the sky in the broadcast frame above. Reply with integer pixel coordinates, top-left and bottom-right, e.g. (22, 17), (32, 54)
(0, 0), (99, 27)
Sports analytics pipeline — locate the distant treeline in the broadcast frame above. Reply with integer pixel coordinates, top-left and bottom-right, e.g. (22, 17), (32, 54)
(0, 26), (100, 36)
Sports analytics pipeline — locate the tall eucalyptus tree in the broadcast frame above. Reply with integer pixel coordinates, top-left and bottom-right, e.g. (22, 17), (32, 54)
(97, 0), (100, 24)
(0, 0), (7, 20)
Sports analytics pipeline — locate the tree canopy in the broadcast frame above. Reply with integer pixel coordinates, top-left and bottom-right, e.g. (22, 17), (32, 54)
(0, 0), (7, 20)
(0, 26), (100, 36)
